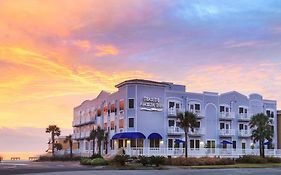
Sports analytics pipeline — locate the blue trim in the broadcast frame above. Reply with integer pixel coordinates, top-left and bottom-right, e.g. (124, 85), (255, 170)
(148, 133), (162, 139)
(112, 132), (146, 139)
(221, 140), (233, 145)
(264, 141), (270, 145)
(174, 139), (185, 144)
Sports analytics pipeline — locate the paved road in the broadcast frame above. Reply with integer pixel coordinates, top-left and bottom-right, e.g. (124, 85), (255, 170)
(20, 168), (281, 175)
(2, 161), (281, 175)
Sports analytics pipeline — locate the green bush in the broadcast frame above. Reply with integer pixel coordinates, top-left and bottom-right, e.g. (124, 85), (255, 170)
(236, 155), (267, 164)
(91, 154), (102, 159)
(139, 156), (151, 166)
(80, 158), (108, 166)
(37, 156), (81, 161)
(113, 155), (130, 166)
(265, 157), (281, 163)
(166, 157), (235, 166)
(150, 156), (165, 167)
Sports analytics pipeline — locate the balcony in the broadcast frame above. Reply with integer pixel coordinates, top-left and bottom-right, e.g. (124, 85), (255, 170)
(72, 133), (80, 140)
(189, 109), (204, 118)
(167, 127), (184, 135)
(219, 129), (235, 137)
(237, 113), (251, 121)
(238, 130), (251, 137)
(168, 108), (182, 117)
(219, 112), (235, 120)
(188, 128), (205, 136)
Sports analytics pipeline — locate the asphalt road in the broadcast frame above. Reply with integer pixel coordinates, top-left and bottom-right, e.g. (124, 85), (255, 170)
(2, 161), (281, 175)
(19, 168), (281, 175)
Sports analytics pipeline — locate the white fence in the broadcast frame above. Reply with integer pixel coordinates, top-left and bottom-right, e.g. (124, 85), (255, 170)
(121, 148), (281, 158)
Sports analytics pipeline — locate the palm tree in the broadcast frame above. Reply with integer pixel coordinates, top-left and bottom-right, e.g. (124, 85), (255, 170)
(177, 111), (198, 158)
(64, 135), (73, 158)
(89, 128), (97, 157)
(96, 126), (105, 155)
(250, 113), (274, 158)
(46, 125), (61, 158)
(104, 132), (109, 154)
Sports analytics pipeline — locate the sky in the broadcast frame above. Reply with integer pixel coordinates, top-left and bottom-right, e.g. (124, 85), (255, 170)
(0, 0), (281, 153)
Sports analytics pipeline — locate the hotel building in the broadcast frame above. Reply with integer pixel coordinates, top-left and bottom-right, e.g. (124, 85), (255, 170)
(278, 110), (281, 149)
(72, 79), (277, 157)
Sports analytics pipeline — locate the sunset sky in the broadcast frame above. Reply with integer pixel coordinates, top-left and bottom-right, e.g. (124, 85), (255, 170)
(0, 0), (281, 153)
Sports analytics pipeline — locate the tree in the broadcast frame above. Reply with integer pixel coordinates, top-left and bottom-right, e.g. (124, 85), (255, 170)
(64, 135), (73, 158)
(250, 113), (274, 158)
(96, 126), (105, 155)
(104, 132), (109, 154)
(89, 128), (97, 157)
(54, 143), (63, 151)
(177, 111), (198, 158)
(46, 125), (61, 158)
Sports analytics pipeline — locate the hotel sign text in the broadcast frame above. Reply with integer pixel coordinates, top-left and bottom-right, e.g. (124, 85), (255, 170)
(140, 96), (163, 112)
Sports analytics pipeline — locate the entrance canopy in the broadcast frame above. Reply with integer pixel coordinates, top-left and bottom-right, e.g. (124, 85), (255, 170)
(221, 140), (233, 145)
(148, 133), (162, 139)
(174, 139), (185, 144)
(112, 132), (146, 140)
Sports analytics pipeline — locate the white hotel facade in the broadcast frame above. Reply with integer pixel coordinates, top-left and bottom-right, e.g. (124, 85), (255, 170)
(72, 79), (278, 157)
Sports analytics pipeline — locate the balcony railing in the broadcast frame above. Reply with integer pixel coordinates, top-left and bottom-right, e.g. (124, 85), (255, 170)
(238, 113), (251, 121)
(238, 130), (251, 137)
(167, 127), (184, 134)
(189, 109), (204, 118)
(219, 112), (235, 120)
(219, 129), (235, 137)
(188, 128), (206, 136)
(168, 108), (182, 116)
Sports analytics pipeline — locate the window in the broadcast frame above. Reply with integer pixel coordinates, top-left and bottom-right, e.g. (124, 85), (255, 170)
(190, 104), (194, 110)
(118, 140), (123, 148)
(110, 121), (114, 130)
(119, 119), (124, 129)
(226, 107), (229, 112)
(128, 99), (134, 109)
(239, 107), (244, 114)
(119, 100), (125, 111)
(233, 141), (237, 149)
(168, 120), (175, 127)
(150, 139), (160, 148)
(195, 104), (200, 111)
(220, 106), (225, 112)
(169, 102), (175, 108)
(110, 104), (115, 113)
(97, 108), (101, 116)
(190, 140), (194, 149)
(195, 140), (200, 149)
(104, 106), (108, 115)
(242, 142), (246, 149)
(239, 124), (244, 130)
(220, 123), (225, 129)
(168, 139), (173, 148)
(128, 118), (134, 128)
(196, 121), (200, 128)
(222, 143), (227, 149)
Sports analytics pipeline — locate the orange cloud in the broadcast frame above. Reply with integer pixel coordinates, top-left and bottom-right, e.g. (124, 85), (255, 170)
(95, 44), (119, 57)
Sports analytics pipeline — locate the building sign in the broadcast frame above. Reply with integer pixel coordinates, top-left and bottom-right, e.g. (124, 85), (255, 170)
(140, 96), (163, 112)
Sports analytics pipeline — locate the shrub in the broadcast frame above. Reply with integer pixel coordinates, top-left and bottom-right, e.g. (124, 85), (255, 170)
(166, 157), (234, 166)
(236, 155), (267, 164)
(150, 156), (165, 167)
(80, 158), (108, 166)
(91, 154), (102, 159)
(265, 157), (281, 163)
(139, 156), (151, 166)
(112, 155), (129, 166)
(37, 156), (81, 162)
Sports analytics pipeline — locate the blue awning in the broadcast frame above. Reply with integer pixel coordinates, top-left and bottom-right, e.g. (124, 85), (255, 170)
(112, 132), (146, 140)
(174, 139), (185, 144)
(148, 133), (162, 139)
(264, 141), (270, 145)
(221, 140), (233, 145)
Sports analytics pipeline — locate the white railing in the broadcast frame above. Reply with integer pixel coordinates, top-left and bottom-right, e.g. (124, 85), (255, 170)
(168, 108), (182, 116)
(238, 130), (251, 137)
(189, 109), (204, 117)
(168, 127), (184, 134)
(238, 113), (251, 121)
(189, 128), (206, 136)
(219, 112), (235, 120)
(219, 129), (235, 136)
(118, 148), (281, 158)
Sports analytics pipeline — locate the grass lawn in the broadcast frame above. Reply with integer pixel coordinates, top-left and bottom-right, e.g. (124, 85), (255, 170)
(188, 163), (281, 169)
